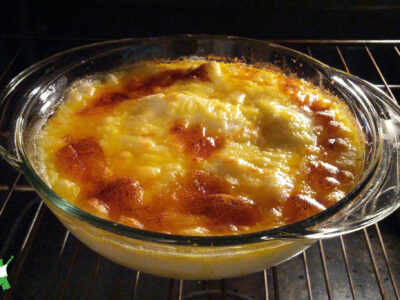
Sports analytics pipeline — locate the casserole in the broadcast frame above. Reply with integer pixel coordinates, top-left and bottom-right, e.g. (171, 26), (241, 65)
(35, 58), (365, 235)
(0, 35), (399, 279)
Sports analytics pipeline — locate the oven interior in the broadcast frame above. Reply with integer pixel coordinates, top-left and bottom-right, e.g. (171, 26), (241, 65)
(0, 38), (399, 300)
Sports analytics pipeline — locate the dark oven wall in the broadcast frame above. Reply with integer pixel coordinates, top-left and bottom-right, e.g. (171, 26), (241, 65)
(0, 0), (400, 40)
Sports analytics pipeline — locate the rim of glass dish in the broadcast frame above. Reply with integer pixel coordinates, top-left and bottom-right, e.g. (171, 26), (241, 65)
(14, 35), (383, 247)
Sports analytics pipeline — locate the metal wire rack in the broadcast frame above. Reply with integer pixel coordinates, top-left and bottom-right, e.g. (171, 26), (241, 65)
(0, 39), (400, 300)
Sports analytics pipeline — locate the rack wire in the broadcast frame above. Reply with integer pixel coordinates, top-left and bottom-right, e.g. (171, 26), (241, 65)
(0, 39), (399, 300)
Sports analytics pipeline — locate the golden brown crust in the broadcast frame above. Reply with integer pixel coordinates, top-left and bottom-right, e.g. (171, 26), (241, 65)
(170, 122), (225, 158)
(41, 59), (364, 235)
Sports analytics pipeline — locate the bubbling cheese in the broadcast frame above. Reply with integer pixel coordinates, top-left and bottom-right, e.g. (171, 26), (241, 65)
(36, 60), (364, 235)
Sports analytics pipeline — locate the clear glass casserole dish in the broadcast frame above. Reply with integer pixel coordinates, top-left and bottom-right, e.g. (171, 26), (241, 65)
(1, 35), (400, 279)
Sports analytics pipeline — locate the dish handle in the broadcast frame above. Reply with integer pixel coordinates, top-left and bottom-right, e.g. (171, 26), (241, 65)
(309, 74), (400, 238)
(0, 79), (24, 170)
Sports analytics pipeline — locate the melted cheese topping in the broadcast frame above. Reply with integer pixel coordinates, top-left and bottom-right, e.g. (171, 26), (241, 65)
(36, 60), (364, 235)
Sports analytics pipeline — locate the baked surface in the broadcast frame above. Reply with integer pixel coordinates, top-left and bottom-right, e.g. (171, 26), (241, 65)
(37, 60), (364, 235)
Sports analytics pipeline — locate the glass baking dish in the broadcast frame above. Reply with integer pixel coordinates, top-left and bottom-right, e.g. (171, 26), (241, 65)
(1, 35), (400, 279)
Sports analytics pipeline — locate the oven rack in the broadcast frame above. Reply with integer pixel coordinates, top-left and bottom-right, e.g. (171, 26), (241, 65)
(0, 39), (399, 300)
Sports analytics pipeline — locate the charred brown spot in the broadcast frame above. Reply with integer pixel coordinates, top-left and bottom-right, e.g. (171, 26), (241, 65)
(319, 176), (340, 190)
(125, 64), (210, 96)
(189, 194), (261, 226)
(186, 63), (210, 81)
(314, 110), (335, 123)
(308, 161), (341, 192)
(315, 110), (349, 140)
(324, 138), (349, 151)
(55, 137), (108, 182)
(339, 170), (355, 183)
(310, 161), (340, 177)
(327, 121), (349, 137)
(188, 171), (232, 195)
(170, 122), (224, 158)
(173, 171), (232, 211)
(280, 79), (299, 95)
(96, 178), (143, 216)
(55, 144), (85, 179)
(310, 98), (332, 112)
(79, 92), (129, 114)
(83, 197), (110, 216)
(94, 92), (129, 107)
(284, 194), (325, 222)
(279, 77), (303, 105)
(313, 109), (350, 162)
(130, 206), (162, 229)
(177, 171), (261, 226)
